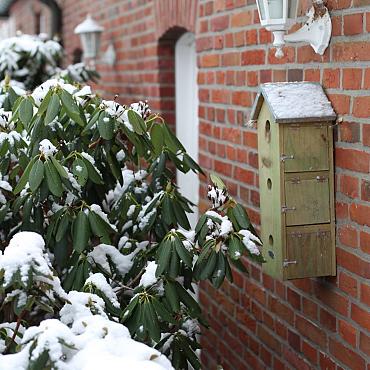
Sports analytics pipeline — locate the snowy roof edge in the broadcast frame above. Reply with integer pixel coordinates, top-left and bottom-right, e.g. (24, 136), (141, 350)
(250, 82), (337, 124)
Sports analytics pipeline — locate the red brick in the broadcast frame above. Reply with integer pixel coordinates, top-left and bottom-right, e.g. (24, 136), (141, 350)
(339, 320), (357, 347)
(329, 338), (366, 370)
(295, 315), (326, 347)
(320, 308), (337, 332)
(339, 121), (360, 143)
(353, 96), (370, 118)
(230, 11), (253, 27)
(302, 340), (318, 364)
(361, 179), (370, 201)
(304, 68), (321, 82)
(339, 272), (358, 297)
(221, 52), (240, 66)
(319, 352), (336, 370)
(337, 248), (370, 278)
(246, 29), (258, 45)
(211, 14), (229, 31)
(200, 54), (220, 68)
(331, 15), (342, 36)
(338, 225), (358, 248)
(214, 160), (232, 176)
(222, 127), (241, 144)
(323, 68), (340, 88)
(340, 174), (359, 199)
(342, 68), (363, 89)
(282, 347), (311, 370)
(351, 303), (370, 331)
(365, 67), (370, 89)
(360, 332), (370, 357)
(234, 167), (254, 185)
(257, 325), (282, 353)
(360, 231), (370, 254)
(269, 297), (294, 325)
(302, 298), (318, 320)
(327, 94), (351, 115)
(360, 283), (370, 307)
(241, 50), (265, 65)
(335, 148), (370, 173)
(332, 42), (370, 62)
(243, 132), (257, 149)
(363, 124), (370, 146)
(343, 13), (363, 35)
(231, 91), (251, 107)
(350, 203), (370, 227)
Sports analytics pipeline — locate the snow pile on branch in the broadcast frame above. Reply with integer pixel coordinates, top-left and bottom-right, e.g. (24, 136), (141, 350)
(0, 232), (66, 300)
(0, 315), (173, 370)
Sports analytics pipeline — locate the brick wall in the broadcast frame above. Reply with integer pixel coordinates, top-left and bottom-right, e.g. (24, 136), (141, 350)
(9, 0), (370, 369)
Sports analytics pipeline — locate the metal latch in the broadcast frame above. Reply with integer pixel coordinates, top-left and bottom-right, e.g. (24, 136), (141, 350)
(282, 205), (296, 213)
(281, 154), (294, 162)
(316, 175), (327, 182)
(283, 259), (297, 268)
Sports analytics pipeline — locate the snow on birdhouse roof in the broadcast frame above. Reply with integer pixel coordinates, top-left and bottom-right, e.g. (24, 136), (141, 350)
(251, 82), (336, 124)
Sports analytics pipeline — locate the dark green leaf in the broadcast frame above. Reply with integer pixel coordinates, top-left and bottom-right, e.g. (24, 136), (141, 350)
(174, 236), (193, 268)
(72, 158), (88, 186)
(13, 157), (36, 194)
(45, 94), (60, 125)
(156, 239), (172, 277)
(98, 112), (115, 140)
(60, 90), (85, 127)
(44, 159), (63, 197)
(164, 281), (180, 312)
(128, 110), (146, 135)
(50, 155), (68, 179)
(73, 211), (90, 253)
(29, 159), (44, 192)
(19, 98), (33, 127)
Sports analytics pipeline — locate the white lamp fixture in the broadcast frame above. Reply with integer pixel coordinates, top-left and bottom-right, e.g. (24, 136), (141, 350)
(256, 0), (332, 58)
(74, 14), (104, 61)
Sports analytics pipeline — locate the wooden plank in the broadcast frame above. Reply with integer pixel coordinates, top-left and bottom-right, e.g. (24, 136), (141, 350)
(283, 124), (329, 172)
(328, 125), (337, 276)
(285, 224), (333, 279)
(258, 102), (283, 279)
(284, 171), (330, 226)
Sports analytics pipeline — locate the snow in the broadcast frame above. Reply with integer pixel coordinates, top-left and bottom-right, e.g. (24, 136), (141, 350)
(0, 315), (173, 370)
(39, 138), (57, 157)
(259, 82), (336, 122)
(139, 261), (158, 288)
(60, 291), (108, 325)
(0, 232), (67, 299)
(88, 244), (135, 276)
(85, 273), (120, 308)
(90, 204), (117, 232)
(238, 229), (261, 256)
(205, 211), (234, 238)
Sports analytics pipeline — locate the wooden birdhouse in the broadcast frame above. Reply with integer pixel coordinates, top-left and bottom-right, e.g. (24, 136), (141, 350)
(251, 82), (337, 280)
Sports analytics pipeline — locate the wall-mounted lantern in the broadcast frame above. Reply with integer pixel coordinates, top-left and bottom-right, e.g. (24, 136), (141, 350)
(74, 14), (104, 62)
(255, 0), (332, 58)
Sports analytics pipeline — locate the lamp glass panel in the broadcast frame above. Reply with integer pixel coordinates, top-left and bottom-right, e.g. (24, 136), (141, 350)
(267, 0), (283, 19)
(257, 0), (266, 20)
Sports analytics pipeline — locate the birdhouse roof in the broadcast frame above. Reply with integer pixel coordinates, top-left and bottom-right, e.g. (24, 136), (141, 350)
(250, 82), (336, 124)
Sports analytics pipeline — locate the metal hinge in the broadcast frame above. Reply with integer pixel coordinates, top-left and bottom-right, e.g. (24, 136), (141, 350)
(282, 205), (296, 213)
(281, 154), (294, 162)
(283, 259), (297, 268)
(288, 177), (301, 184)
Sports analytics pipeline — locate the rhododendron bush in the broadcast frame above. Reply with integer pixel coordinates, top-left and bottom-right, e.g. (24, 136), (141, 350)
(0, 74), (263, 369)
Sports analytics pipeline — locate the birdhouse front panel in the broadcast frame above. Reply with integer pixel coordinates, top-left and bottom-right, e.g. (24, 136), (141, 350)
(252, 82), (337, 280)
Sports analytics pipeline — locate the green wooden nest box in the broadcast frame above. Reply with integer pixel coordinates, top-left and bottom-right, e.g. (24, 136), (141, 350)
(251, 82), (337, 280)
